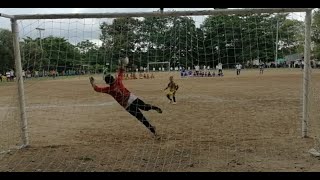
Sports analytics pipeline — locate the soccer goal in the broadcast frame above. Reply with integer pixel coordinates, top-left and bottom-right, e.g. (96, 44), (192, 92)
(1, 8), (319, 171)
(147, 61), (171, 72)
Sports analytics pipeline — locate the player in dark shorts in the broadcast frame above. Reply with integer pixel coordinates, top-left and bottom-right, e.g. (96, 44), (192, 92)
(259, 62), (265, 74)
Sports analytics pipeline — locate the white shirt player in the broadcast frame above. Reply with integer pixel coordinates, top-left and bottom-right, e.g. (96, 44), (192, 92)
(236, 64), (242, 70)
(195, 65), (200, 71)
(217, 63), (222, 70)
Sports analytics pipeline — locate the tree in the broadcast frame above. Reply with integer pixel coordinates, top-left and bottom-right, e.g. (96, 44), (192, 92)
(76, 40), (100, 70)
(275, 14), (304, 57)
(95, 13), (305, 70)
(22, 36), (81, 71)
(138, 16), (197, 68)
(201, 13), (304, 68)
(76, 40), (97, 53)
(100, 17), (141, 69)
(312, 9), (320, 59)
(0, 29), (14, 73)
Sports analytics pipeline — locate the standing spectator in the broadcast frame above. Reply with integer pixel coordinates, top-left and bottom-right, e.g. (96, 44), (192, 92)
(6, 71), (11, 82)
(52, 70), (56, 79)
(10, 69), (14, 82)
(26, 70), (31, 78)
(195, 64), (200, 76)
(35, 70), (39, 78)
(217, 63), (223, 76)
(236, 63), (242, 75)
(259, 62), (265, 74)
(22, 70), (26, 80)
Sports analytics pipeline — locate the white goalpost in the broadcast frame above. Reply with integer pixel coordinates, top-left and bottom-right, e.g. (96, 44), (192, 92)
(1, 8), (319, 170)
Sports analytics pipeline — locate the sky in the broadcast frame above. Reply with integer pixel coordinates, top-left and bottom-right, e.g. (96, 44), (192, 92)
(0, 8), (305, 46)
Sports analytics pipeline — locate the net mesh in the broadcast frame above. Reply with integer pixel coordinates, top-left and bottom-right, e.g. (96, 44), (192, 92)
(1, 9), (320, 172)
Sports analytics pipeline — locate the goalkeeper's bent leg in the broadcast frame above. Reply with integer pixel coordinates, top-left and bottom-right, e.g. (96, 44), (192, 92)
(126, 106), (156, 134)
(134, 99), (162, 113)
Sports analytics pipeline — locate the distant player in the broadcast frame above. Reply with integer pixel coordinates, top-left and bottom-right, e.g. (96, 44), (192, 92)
(217, 63), (223, 76)
(195, 64), (200, 76)
(6, 71), (10, 82)
(259, 62), (265, 74)
(235, 63), (242, 75)
(9, 70), (14, 82)
(89, 63), (162, 137)
(22, 70), (26, 80)
(164, 76), (179, 105)
(125, 73), (129, 80)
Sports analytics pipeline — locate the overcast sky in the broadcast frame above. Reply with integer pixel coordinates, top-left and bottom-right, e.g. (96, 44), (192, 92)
(0, 8), (305, 46)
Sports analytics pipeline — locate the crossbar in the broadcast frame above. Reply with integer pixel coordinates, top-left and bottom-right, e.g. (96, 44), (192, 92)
(1, 8), (311, 20)
(148, 62), (170, 65)
(0, 13), (14, 19)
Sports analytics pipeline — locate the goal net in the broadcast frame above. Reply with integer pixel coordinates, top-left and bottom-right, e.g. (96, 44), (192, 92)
(1, 8), (319, 172)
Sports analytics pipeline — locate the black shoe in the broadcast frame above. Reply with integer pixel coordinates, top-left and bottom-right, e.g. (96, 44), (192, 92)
(154, 107), (162, 114)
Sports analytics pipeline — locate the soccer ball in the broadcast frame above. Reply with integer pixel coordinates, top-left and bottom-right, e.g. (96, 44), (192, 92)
(119, 57), (129, 66)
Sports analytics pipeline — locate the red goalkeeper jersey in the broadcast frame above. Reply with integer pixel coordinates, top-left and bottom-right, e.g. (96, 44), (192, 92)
(93, 68), (132, 108)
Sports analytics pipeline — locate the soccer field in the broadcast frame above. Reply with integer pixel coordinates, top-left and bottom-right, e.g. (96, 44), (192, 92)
(1, 68), (320, 172)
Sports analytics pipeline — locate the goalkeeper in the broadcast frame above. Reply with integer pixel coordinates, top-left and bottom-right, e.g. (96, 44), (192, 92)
(89, 60), (162, 137)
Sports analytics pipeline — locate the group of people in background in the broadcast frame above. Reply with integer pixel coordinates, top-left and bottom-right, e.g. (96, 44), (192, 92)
(0, 69), (93, 83)
(180, 63), (224, 78)
(0, 70), (15, 82)
(0, 61), (267, 83)
(179, 62), (267, 78)
(0, 69), (58, 82)
(124, 72), (155, 80)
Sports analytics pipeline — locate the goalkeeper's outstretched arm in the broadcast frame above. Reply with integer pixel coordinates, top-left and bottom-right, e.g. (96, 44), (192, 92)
(89, 77), (110, 93)
(116, 65), (126, 83)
